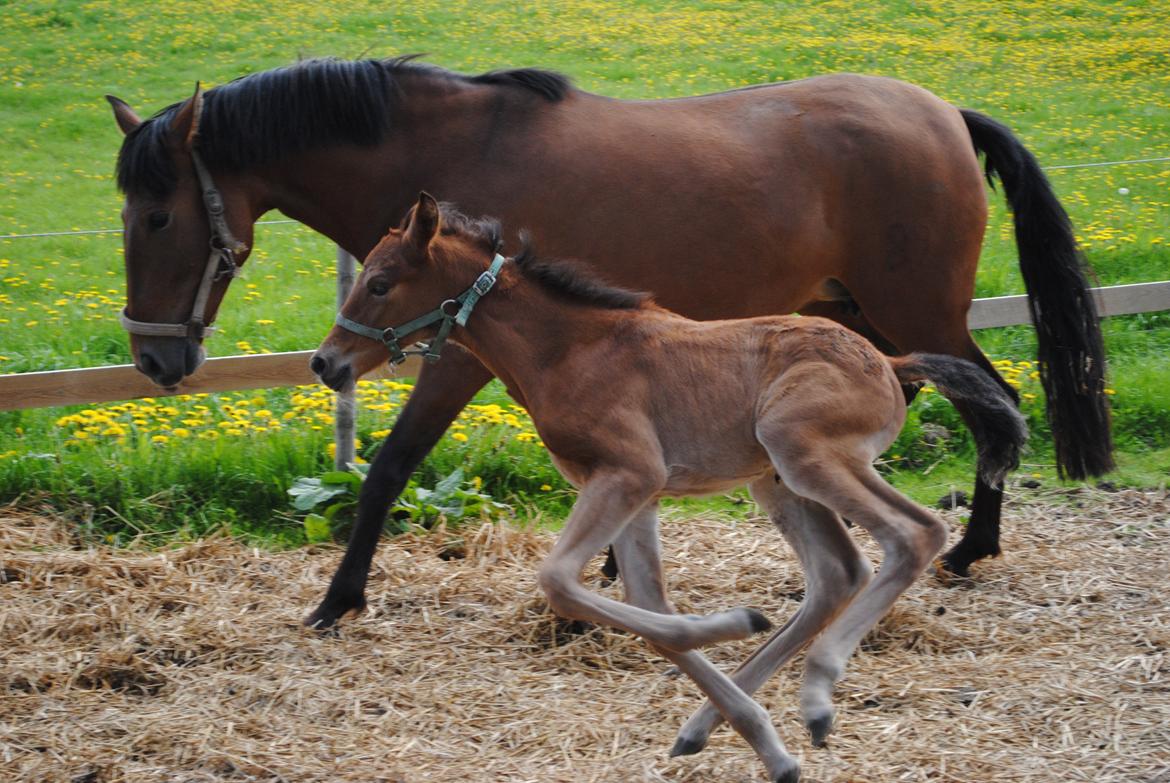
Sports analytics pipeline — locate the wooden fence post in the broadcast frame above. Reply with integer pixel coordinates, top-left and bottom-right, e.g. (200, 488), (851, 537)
(334, 248), (357, 471)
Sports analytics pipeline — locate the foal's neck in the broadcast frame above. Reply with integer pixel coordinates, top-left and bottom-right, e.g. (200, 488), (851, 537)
(446, 259), (636, 405)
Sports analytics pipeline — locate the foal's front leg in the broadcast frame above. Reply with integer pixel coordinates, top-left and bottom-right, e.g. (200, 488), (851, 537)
(614, 506), (800, 783)
(538, 471), (771, 653)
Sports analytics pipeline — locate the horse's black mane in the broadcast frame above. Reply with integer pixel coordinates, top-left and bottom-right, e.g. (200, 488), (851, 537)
(439, 206), (649, 311)
(116, 56), (572, 198)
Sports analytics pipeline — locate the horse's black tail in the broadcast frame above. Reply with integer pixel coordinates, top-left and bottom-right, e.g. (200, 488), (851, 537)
(893, 353), (1028, 488)
(960, 108), (1113, 480)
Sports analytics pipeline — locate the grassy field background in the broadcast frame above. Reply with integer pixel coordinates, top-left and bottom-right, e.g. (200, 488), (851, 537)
(1, 0), (1167, 540)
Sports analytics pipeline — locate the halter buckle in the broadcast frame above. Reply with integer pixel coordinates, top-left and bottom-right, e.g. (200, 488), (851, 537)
(471, 270), (496, 296)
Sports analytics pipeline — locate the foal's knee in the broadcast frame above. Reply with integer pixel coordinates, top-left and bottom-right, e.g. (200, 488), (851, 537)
(839, 551), (874, 596)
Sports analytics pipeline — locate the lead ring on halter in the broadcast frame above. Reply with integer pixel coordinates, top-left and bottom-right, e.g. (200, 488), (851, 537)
(119, 141), (248, 340)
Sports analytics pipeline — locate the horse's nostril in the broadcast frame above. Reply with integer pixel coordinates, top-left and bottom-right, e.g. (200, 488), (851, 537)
(139, 350), (161, 377)
(310, 354), (328, 376)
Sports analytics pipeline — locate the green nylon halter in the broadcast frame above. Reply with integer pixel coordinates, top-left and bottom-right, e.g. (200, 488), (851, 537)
(334, 253), (506, 365)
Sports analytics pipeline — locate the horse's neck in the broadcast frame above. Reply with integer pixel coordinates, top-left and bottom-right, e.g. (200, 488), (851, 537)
(260, 81), (551, 258)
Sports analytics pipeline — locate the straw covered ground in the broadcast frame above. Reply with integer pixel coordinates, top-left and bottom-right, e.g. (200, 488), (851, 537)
(1, 487), (1167, 783)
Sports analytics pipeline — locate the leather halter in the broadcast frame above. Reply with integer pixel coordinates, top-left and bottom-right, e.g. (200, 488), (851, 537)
(119, 148), (248, 341)
(333, 254), (506, 365)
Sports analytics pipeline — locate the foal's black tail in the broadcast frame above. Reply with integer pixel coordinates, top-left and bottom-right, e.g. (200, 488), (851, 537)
(892, 354), (1028, 488)
(960, 109), (1113, 480)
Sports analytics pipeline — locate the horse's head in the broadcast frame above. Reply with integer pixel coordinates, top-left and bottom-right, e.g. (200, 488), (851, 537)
(312, 192), (502, 391)
(109, 85), (257, 387)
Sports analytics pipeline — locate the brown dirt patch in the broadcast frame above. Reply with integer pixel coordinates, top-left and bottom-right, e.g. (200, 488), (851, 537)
(1, 488), (1167, 782)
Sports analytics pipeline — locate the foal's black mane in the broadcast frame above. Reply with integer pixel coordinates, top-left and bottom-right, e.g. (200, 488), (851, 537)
(439, 206), (649, 311)
(116, 56), (572, 198)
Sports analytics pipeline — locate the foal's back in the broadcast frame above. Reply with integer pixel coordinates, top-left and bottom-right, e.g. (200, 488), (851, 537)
(541, 308), (907, 497)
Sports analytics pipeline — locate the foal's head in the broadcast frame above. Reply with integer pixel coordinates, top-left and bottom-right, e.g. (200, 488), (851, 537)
(311, 192), (501, 390)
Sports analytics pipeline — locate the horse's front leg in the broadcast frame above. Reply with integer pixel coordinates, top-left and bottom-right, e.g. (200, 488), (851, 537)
(305, 349), (494, 629)
(537, 471), (772, 653)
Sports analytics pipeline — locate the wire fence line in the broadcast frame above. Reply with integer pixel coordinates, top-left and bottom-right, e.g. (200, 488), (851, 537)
(1, 155), (1168, 241)
(0, 218), (301, 241)
(1044, 155), (1170, 171)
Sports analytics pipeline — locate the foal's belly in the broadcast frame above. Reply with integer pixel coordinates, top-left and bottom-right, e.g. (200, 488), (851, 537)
(658, 453), (774, 498)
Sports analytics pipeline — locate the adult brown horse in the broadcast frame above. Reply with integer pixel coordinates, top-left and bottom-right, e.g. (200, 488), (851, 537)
(107, 57), (1111, 629)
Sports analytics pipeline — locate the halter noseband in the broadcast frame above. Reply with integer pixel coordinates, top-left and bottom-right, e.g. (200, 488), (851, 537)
(333, 253), (506, 366)
(119, 148), (247, 341)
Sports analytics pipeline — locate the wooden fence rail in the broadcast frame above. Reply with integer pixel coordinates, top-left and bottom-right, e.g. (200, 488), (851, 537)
(1, 280), (1167, 413)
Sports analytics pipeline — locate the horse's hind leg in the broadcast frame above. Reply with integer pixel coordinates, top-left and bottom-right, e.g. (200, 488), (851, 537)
(613, 505), (800, 783)
(673, 474), (873, 757)
(780, 459), (947, 745)
(939, 370), (1020, 576)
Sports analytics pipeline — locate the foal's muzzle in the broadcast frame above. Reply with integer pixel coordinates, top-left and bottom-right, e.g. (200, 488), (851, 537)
(310, 349), (353, 392)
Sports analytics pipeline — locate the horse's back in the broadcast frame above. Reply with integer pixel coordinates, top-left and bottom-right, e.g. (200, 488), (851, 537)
(529, 75), (988, 321)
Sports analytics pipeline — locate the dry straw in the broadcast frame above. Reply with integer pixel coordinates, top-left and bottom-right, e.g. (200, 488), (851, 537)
(1, 487), (1167, 782)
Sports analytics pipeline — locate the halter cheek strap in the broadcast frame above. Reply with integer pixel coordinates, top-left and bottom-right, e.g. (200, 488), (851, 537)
(334, 253), (506, 365)
(119, 148), (248, 341)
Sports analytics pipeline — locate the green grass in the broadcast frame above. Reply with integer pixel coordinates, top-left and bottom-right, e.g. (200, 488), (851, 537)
(1, 0), (1167, 541)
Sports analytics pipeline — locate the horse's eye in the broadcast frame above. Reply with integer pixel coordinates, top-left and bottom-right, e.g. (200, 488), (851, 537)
(147, 211), (172, 231)
(368, 280), (390, 296)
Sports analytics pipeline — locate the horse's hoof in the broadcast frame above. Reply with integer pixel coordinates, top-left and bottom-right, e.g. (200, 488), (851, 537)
(303, 595), (365, 631)
(931, 552), (978, 582)
(669, 734), (707, 758)
(806, 710), (834, 748)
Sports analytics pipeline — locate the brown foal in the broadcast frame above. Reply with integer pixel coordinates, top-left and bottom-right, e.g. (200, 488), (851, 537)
(312, 195), (1027, 782)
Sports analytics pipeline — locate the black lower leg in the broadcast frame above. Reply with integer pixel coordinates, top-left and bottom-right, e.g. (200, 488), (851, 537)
(305, 354), (492, 629)
(940, 476), (1004, 577)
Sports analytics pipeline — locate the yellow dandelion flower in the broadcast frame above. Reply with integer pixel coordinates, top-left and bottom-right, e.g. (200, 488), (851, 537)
(451, 432), (469, 442)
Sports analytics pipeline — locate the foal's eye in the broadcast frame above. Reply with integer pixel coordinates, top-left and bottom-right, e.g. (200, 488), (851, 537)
(146, 211), (172, 231)
(368, 280), (390, 296)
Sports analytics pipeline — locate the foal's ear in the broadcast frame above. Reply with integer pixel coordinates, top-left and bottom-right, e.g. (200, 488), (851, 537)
(106, 95), (142, 135)
(168, 82), (205, 151)
(404, 191), (441, 260)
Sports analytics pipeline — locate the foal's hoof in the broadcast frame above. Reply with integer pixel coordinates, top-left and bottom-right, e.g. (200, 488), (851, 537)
(303, 594), (366, 631)
(805, 709), (835, 748)
(772, 760), (801, 783)
(745, 608), (772, 635)
(669, 734), (707, 758)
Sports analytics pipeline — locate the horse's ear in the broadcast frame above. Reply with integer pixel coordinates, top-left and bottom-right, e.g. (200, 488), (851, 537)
(404, 191), (440, 260)
(168, 82), (205, 151)
(106, 95), (142, 135)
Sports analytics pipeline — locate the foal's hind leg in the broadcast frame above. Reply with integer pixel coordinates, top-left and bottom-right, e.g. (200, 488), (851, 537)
(823, 266), (1020, 577)
(613, 505), (800, 783)
(673, 474), (872, 757)
(780, 460), (946, 745)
